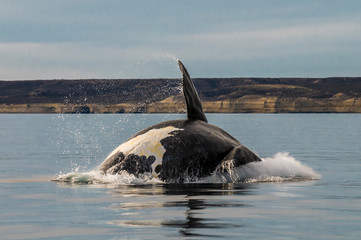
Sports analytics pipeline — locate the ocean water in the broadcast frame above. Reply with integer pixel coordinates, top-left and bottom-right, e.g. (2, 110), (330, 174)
(0, 113), (360, 239)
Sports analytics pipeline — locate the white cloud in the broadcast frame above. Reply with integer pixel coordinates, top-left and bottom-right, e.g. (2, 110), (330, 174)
(170, 21), (361, 61)
(1, 1), (361, 79)
(0, 42), (181, 80)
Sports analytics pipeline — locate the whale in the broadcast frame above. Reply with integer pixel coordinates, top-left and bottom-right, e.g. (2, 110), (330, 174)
(99, 60), (261, 182)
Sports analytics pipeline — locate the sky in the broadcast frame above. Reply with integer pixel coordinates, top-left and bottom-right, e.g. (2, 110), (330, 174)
(1, 0), (361, 80)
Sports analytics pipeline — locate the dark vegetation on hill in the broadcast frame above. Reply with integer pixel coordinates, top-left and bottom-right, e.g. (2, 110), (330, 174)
(1, 77), (361, 103)
(0, 79), (180, 105)
(193, 77), (361, 100)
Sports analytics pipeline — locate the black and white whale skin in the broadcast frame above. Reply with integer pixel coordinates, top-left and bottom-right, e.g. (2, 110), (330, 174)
(99, 60), (261, 182)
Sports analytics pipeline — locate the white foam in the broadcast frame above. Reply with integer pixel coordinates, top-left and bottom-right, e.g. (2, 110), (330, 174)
(55, 152), (320, 185)
(55, 171), (163, 185)
(204, 152), (321, 183)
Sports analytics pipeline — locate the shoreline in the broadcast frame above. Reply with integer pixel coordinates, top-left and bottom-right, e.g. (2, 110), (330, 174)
(1, 98), (360, 114)
(1, 77), (361, 113)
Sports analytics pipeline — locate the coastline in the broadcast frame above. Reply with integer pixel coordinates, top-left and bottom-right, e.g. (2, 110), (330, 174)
(1, 97), (360, 114)
(1, 77), (361, 113)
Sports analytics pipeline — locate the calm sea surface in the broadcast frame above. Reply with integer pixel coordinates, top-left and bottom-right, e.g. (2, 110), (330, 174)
(0, 113), (360, 239)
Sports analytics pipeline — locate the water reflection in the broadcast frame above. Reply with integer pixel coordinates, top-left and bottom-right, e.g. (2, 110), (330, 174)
(161, 198), (245, 238)
(108, 183), (254, 238)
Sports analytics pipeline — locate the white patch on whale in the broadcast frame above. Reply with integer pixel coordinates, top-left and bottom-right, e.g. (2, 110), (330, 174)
(105, 126), (182, 176)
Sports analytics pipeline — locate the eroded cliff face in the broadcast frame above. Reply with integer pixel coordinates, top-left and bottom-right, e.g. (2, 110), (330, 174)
(2, 96), (360, 113)
(0, 103), (145, 114)
(147, 96), (361, 113)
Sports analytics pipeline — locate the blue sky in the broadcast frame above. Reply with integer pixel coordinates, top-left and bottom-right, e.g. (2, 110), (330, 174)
(1, 0), (360, 80)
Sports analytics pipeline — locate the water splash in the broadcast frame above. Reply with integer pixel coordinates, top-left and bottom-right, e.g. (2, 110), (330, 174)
(55, 152), (320, 185)
(206, 152), (321, 183)
(55, 171), (163, 185)
(51, 114), (133, 174)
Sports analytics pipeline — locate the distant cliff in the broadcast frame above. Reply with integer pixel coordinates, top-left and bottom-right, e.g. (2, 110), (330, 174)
(1, 77), (361, 113)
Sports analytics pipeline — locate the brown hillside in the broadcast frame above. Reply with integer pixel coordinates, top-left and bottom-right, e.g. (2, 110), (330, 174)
(1, 77), (361, 113)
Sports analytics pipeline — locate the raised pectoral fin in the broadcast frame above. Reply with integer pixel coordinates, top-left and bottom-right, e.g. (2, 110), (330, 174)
(177, 60), (207, 122)
(222, 145), (261, 167)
